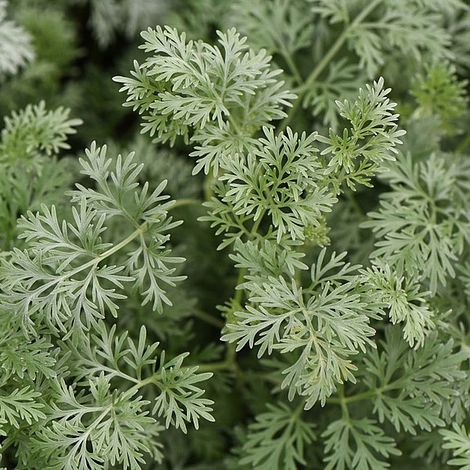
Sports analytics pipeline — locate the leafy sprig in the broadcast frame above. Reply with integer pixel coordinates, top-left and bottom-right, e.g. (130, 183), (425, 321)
(0, 142), (184, 337)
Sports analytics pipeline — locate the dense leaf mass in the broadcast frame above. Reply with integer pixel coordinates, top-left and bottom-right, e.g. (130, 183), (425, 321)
(1, 0), (470, 469)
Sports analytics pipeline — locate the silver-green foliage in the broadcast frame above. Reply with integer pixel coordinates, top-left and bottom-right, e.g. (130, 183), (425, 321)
(31, 323), (213, 468)
(441, 424), (470, 469)
(240, 402), (316, 470)
(114, 25), (295, 174)
(75, 0), (169, 47)
(0, 102), (81, 250)
(364, 153), (470, 294)
(3, 2), (470, 468)
(0, 0), (34, 78)
(0, 132), (213, 467)
(113, 22), (469, 470)
(1, 142), (185, 337)
(224, 249), (377, 408)
(228, 0), (465, 129)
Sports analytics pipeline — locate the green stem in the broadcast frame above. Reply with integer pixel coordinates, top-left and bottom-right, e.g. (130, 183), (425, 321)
(220, 211), (263, 372)
(339, 385), (350, 421)
(98, 223), (147, 261)
(204, 169), (215, 201)
(80, 406), (112, 441)
(198, 360), (234, 373)
(234, 268), (246, 304)
(278, 90), (302, 132)
(225, 342), (237, 368)
(224, 208), (267, 369)
(197, 343), (241, 375)
(38, 196), (196, 290)
(329, 389), (378, 405)
(228, 115), (243, 136)
(43, 221), (149, 291)
(171, 198), (201, 210)
(250, 212), (264, 237)
(280, 48), (302, 84)
(125, 374), (160, 397)
(278, 0), (383, 131)
(197, 269), (245, 375)
(194, 308), (224, 329)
